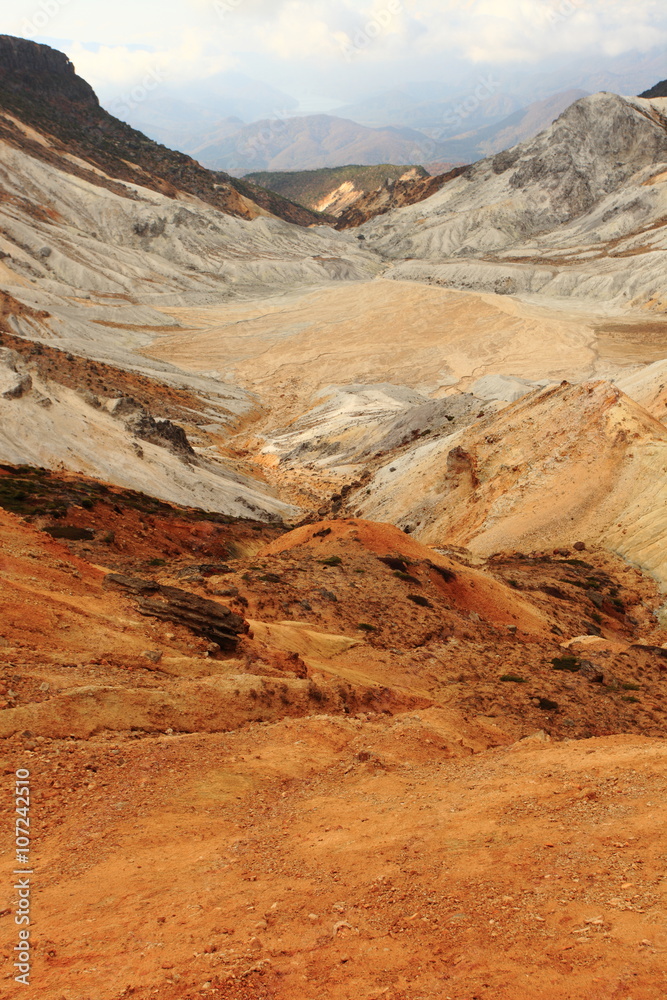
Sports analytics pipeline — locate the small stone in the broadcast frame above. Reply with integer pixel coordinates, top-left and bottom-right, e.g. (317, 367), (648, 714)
(142, 650), (163, 664)
(307, 913), (319, 923)
(579, 660), (605, 683)
(203, 943), (217, 954)
(574, 541), (587, 551)
(39, 682), (50, 692)
(254, 920), (268, 930)
(248, 937), (262, 952)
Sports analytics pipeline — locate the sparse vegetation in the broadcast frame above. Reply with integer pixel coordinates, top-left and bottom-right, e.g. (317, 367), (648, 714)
(394, 570), (421, 585)
(320, 555), (343, 567)
(552, 656), (580, 672)
(407, 593), (432, 607)
(307, 682), (327, 703)
(243, 164), (429, 212)
(538, 697), (559, 710)
(501, 674), (527, 683)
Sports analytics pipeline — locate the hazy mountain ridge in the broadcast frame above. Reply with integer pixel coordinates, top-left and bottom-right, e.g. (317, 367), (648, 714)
(191, 113), (437, 172)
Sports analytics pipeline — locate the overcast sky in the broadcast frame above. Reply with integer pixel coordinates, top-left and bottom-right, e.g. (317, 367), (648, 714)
(4, 0), (666, 105)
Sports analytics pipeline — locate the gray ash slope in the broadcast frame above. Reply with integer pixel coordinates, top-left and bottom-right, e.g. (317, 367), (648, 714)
(358, 92), (667, 306)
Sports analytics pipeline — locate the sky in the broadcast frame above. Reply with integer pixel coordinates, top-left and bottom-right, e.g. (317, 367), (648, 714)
(3, 0), (666, 108)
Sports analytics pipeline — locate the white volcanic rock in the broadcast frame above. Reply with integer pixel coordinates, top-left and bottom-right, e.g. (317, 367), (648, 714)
(360, 94), (667, 307)
(262, 383), (480, 470)
(0, 136), (380, 368)
(0, 373), (298, 520)
(467, 374), (548, 403)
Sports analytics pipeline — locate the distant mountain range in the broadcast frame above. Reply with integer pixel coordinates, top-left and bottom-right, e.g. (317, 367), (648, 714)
(106, 71), (298, 153)
(191, 114), (439, 173)
(427, 89), (590, 167)
(190, 89), (591, 174)
(335, 48), (667, 131)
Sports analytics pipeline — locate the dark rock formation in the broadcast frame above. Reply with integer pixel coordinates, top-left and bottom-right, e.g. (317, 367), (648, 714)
(0, 35), (98, 106)
(103, 574), (247, 650)
(639, 80), (667, 99)
(0, 347), (31, 399)
(111, 397), (195, 459)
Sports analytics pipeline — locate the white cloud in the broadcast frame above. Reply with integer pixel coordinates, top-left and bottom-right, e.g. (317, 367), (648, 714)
(3, 0), (666, 93)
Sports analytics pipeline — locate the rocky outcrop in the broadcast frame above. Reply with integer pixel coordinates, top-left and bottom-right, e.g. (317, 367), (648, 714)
(103, 574), (247, 650)
(111, 397), (195, 459)
(0, 348), (31, 399)
(362, 93), (667, 259)
(640, 80), (667, 99)
(0, 35), (98, 106)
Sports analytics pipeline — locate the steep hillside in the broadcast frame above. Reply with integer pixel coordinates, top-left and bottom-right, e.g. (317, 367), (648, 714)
(335, 165), (469, 228)
(351, 380), (667, 586)
(0, 35), (322, 227)
(361, 93), (667, 306)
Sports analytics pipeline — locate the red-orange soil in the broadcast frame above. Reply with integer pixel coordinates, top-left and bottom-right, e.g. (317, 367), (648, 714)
(0, 471), (666, 999)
